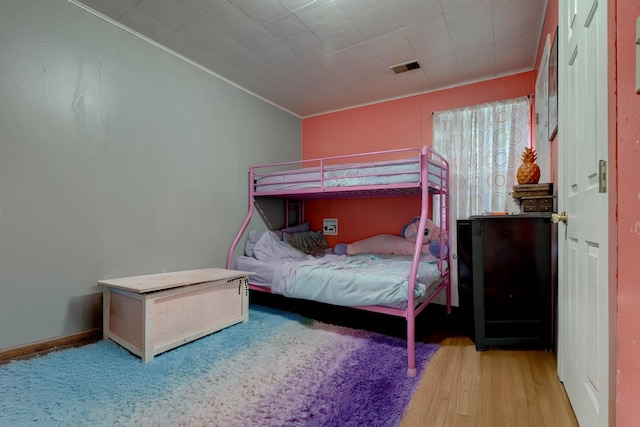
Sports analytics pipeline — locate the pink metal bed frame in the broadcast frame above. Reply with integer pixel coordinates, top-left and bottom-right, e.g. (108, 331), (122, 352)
(226, 146), (450, 377)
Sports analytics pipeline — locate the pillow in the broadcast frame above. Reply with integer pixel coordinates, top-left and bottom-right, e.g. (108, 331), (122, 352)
(252, 231), (310, 262)
(282, 222), (310, 233)
(245, 230), (265, 257)
(274, 222), (310, 240)
(283, 230), (329, 256)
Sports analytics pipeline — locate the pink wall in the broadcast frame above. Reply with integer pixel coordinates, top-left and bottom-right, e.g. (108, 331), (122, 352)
(534, 0), (559, 78)
(302, 72), (533, 245)
(615, 0), (640, 423)
(608, 1), (621, 425)
(535, 0), (559, 188)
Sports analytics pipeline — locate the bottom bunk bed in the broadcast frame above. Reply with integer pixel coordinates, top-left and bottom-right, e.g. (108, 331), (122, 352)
(232, 227), (450, 377)
(237, 229), (447, 310)
(227, 147), (450, 377)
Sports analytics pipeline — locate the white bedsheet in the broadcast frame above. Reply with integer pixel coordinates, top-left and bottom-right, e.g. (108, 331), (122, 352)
(254, 157), (445, 192)
(236, 231), (445, 308)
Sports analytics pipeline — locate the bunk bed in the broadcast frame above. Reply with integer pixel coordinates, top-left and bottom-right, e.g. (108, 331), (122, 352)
(226, 146), (450, 377)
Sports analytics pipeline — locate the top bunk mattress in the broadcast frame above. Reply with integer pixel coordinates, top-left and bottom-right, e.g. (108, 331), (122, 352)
(252, 148), (448, 196)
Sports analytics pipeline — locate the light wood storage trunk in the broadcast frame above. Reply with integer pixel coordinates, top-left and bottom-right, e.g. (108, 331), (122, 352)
(99, 268), (251, 361)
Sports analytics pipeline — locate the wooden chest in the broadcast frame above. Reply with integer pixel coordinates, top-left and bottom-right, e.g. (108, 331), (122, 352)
(512, 183), (553, 198)
(512, 183), (554, 213)
(99, 268), (251, 361)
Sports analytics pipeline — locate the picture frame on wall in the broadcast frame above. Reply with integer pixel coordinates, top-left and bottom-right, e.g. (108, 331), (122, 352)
(548, 26), (558, 141)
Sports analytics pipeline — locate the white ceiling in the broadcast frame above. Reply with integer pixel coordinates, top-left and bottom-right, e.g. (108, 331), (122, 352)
(74, 0), (547, 117)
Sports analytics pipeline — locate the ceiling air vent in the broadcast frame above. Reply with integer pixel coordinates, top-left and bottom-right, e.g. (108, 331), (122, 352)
(389, 60), (421, 74)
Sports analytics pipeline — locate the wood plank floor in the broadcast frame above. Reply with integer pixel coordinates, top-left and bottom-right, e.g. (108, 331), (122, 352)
(400, 336), (578, 427)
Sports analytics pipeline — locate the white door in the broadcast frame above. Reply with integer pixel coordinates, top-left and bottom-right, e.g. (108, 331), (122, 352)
(557, 0), (610, 426)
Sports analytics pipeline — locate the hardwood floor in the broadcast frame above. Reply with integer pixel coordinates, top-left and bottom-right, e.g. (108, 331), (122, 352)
(400, 336), (578, 427)
(251, 292), (578, 427)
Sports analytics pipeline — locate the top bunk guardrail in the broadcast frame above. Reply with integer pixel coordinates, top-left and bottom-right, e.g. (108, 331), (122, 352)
(250, 146), (448, 199)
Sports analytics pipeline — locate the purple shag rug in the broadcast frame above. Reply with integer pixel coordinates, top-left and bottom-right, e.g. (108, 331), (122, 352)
(0, 305), (439, 426)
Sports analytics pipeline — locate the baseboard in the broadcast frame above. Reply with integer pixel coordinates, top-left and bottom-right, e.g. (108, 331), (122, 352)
(0, 328), (102, 365)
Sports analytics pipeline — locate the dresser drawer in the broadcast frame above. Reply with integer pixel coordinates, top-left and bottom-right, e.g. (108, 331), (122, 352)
(522, 197), (554, 212)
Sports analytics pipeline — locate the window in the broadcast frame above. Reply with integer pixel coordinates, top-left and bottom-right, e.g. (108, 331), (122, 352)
(433, 96), (531, 218)
(433, 96), (532, 303)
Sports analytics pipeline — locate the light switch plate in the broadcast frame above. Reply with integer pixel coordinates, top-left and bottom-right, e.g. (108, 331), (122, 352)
(323, 218), (338, 235)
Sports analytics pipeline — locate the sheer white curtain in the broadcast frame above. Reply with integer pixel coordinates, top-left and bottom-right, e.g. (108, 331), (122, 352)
(433, 96), (531, 306)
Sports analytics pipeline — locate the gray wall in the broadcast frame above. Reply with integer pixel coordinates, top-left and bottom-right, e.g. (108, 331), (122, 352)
(0, 0), (301, 350)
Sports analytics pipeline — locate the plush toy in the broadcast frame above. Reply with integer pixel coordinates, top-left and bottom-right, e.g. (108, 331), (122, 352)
(401, 217), (442, 243)
(334, 234), (431, 256)
(401, 217), (448, 258)
(333, 217), (447, 259)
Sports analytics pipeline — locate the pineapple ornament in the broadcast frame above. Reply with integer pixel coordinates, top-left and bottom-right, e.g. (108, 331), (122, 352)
(516, 147), (541, 184)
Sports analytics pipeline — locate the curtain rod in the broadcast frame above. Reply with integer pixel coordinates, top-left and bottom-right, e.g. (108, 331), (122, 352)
(431, 94), (533, 116)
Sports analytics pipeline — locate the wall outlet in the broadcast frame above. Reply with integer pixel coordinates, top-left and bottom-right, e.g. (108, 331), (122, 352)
(323, 218), (338, 235)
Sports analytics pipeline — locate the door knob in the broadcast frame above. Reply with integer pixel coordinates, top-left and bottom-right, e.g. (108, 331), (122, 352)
(551, 211), (569, 225)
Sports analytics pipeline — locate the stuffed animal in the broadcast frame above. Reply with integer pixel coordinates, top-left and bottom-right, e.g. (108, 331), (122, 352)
(401, 217), (442, 243)
(401, 217), (448, 258)
(333, 217), (447, 258)
(334, 234), (431, 256)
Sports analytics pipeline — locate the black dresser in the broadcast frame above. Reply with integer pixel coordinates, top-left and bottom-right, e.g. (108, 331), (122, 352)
(457, 215), (557, 351)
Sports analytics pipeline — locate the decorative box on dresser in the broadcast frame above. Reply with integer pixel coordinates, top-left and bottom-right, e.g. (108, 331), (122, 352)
(457, 215), (557, 351)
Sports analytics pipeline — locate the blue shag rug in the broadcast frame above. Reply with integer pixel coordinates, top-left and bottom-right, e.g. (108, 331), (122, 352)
(0, 305), (438, 426)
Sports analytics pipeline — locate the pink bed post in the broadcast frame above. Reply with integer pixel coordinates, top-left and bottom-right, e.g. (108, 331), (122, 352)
(226, 167), (256, 270)
(233, 147), (449, 378)
(405, 148), (432, 377)
(434, 149), (451, 315)
(443, 155), (452, 315)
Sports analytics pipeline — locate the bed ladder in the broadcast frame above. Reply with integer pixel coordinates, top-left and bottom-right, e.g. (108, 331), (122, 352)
(285, 198), (304, 227)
